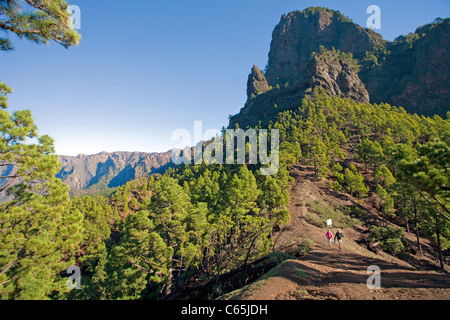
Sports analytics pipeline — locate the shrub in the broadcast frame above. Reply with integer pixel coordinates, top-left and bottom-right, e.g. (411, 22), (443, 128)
(370, 226), (406, 255)
(295, 239), (315, 257)
(306, 200), (359, 228)
(283, 238), (315, 258)
(343, 205), (367, 221)
(329, 181), (342, 191)
(294, 270), (308, 278)
(268, 252), (295, 264)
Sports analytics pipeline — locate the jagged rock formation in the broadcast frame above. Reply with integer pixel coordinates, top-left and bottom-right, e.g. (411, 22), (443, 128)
(57, 151), (174, 191)
(304, 50), (370, 104)
(229, 7), (449, 129)
(229, 49), (369, 128)
(247, 65), (270, 99)
(265, 8), (383, 88)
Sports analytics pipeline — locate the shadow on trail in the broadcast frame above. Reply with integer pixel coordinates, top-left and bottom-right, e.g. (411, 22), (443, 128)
(278, 249), (450, 290)
(303, 247), (413, 272)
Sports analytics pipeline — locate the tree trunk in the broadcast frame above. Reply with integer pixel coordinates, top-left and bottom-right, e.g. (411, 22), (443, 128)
(435, 222), (444, 270)
(413, 198), (423, 256)
(164, 268), (173, 296)
(313, 157), (317, 176)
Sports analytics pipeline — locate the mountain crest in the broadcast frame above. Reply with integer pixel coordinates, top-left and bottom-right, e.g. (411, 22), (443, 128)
(265, 7), (383, 87)
(229, 8), (449, 129)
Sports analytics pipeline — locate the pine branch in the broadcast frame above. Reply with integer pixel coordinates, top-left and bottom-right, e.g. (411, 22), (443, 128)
(416, 188), (450, 222)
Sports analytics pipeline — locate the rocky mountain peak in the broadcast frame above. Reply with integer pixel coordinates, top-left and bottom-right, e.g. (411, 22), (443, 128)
(265, 7), (384, 88)
(247, 65), (270, 99)
(228, 8), (448, 129)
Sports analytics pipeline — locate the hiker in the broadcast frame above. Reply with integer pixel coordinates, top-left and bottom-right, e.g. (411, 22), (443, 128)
(326, 229), (333, 246)
(334, 229), (344, 250)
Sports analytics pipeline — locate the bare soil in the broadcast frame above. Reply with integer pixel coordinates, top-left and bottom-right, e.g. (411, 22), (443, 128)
(223, 164), (450, 300)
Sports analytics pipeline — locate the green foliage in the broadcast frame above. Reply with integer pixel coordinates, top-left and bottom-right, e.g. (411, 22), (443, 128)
(361, 43), (389, 70)
(397, 139), (449, 222)
(370, 226), (406, 256)
(375, 185), (395, 222)
(343, 206), (367, 221)
(374, 165), (396, 187)
(294, 269), (308, 278)
(293, 239), (315, 257)
(343, 165), (369, 198)
(0, 0), (81, 51)
(3, 80), (450, 299)
(279, 238), (315, 258)
(331, 163), (344, 187)
(268, 252), (295, 264)
(329, 181), (342, 191)
(311, 138), (331, 178)
(71, 195), (117, 273)
(316, 46), (361, 72)
(0, 81), (83, 299)
(357, 138), (384, 171)
(306, 200), (359, 228)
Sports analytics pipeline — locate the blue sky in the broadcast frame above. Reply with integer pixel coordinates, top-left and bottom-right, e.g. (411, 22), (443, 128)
(1, 0), (449, 156)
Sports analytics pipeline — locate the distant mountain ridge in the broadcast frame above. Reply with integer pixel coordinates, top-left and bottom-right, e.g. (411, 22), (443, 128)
(57, 7), (449, 192)
(57, 151), (174, 192)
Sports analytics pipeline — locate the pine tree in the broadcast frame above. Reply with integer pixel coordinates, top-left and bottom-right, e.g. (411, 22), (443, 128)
(374, 165), (396, 188)
(375, 185), (395, 226)
(0, 0), (80, 51)
(311, 138), (331, 178)
(357, 138), (384, 171)
(147, 176), (194, 296)
(344, 165), (369, 198)
(397, 139), (450, 269)
(398, 139), (450, 223)
(93, 210), (154, 300)
(0, 81), (83, 299)
(260, 175), (290, 225)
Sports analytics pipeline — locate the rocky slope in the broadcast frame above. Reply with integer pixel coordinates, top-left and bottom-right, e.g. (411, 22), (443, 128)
(229, 8), (449, 129)
(231, 49), (369, 128)
(57, 151), (174, 191)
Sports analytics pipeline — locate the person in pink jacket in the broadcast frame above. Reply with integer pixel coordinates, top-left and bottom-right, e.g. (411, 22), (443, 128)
(326, 229), (333, 246)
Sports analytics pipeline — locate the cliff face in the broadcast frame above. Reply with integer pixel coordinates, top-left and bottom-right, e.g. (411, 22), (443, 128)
(304, 50), (370, 104)
(229, 8), (449, 129)
(57, 151), (173, 191)
(229, 49), (368, 129)
(361, 19), (450, 117)
(265, 8), (383, 87)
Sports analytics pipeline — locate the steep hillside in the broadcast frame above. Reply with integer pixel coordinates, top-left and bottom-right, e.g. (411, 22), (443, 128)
(221, 164), (450, 300)
(57, 151), (174, 192)
(63, 93), (449, 301)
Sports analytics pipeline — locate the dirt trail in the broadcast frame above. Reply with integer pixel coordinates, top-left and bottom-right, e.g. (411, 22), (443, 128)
(224, 164), (450, 300)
